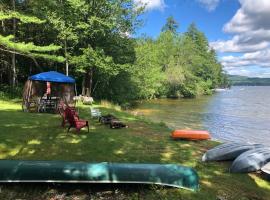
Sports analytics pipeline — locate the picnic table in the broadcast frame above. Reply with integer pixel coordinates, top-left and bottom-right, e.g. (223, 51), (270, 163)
(38, 96), (60, 113)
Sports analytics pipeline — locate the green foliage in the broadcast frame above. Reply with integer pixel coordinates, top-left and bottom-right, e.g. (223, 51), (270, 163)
(129, 23), (225, 100)
(46, 11), (78, 43)
(131, 38), (165, 99)
(0, 84), (22, 100)
(0, 1), (227, 104)
(0, 8), (64, 63)
(33, 0), (141, 98)
(161, 16), (179, 34)
(0, 11), (45, 24)
(71, 47), (118, 75)
(0, 35), (61, 52)
(0, 35), (64, 62)
(180, 84), (197, 98)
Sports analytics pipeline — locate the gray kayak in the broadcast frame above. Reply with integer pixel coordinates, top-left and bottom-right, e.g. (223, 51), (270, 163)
(202, 142), (264, 162)
(261, 162), (270, 181)
(0, 160), (199, 191)
(230, 147), (270, 173)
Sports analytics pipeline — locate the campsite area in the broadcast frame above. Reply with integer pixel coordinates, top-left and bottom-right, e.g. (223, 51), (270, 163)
(1, 0), (270, 199)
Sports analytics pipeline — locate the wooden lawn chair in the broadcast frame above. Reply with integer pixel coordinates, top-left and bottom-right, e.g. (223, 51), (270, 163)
(65, 107), (89, 133)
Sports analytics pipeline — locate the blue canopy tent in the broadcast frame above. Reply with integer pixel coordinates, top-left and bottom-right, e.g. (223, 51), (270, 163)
(22, 71), (77, 112)
(29, 71), (75, 83)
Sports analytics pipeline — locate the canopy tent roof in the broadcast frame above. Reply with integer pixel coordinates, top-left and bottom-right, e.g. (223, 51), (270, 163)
(29, 71), (75, 83)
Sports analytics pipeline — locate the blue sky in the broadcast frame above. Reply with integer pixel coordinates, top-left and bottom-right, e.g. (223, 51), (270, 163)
(133, 0), (270, 78)
(136, 0), (239, 40)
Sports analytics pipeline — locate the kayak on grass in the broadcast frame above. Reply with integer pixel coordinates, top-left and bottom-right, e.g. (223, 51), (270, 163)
(0, 160), (199, 191)
(171, 130), (211, 140)
(230, 147), (270, 173)
(202, 142), (264, 162)
(261, 162), (270, 181)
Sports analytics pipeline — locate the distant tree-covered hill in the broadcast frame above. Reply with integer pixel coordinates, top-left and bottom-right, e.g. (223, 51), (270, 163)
(229, 75), (270, 86)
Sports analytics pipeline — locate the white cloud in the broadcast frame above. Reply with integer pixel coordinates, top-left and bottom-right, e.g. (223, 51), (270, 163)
(134, 0), (166, 11)
(210, 35), (269, 53)
(224, 0), (270, 33)
(211, 0), (270, 77)
(220, 49), (270, 72)
(197, 0), (220, 11)
(212, 0), (270, 53)
(225, 67), (270, 78)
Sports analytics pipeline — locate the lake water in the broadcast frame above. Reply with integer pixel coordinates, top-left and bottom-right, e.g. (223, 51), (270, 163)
(132, 86), (270, 146)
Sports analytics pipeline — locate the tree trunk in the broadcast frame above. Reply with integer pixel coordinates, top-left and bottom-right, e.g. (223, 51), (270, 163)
(85, 72), (90, 96)
(83, 68), (93, 97)
(64, 39), (69, 76)
(85, 70), (91, 97)
(0, 70), (2, 84)
(82, 76), (85, 96)
(1, 6), (5, 32)
(11, 54), (16, 87)
(89, 68), (93, 96)
(8, 64), (12, 85)
(29, 65), (32, 75)
(11, 0), (16, 88)
(1, 20), (5, 32)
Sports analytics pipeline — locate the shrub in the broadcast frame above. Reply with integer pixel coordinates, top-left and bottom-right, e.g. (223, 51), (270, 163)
(0, 84), (23, 100)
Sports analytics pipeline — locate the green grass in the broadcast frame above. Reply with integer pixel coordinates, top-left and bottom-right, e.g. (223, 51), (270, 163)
(0, 99), (269, 200)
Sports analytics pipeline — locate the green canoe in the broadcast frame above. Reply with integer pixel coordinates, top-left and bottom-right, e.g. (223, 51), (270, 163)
(0, 160), (199, 191)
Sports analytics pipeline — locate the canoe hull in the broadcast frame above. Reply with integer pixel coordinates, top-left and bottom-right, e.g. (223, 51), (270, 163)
(230, 148), (270, 173)
(261, 162), (270, 181)
(202, 142), (264, 162)
(0, 160), (199, 191)
(171, 130), (210, 140)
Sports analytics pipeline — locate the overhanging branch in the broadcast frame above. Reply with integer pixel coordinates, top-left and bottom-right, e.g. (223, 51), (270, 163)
(0, 47), (43, 72)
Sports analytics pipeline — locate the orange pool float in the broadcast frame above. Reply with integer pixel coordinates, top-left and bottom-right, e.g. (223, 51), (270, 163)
(171, 130), (211, 140)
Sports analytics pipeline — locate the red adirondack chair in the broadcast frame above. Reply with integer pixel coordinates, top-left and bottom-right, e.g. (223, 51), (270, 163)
(65, 107), (89, 133)
(58, 106), (77, 127)
(58, 101), (77, 127)
(58, 106), (67, 127)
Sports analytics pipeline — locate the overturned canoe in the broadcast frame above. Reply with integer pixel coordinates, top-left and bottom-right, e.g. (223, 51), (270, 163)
(230, 147), (270, 173)
(171, 130), (210, 140)
(261, 162), (270, 181)
(202, 142), (264, 162)
(0, 160), (199, 191)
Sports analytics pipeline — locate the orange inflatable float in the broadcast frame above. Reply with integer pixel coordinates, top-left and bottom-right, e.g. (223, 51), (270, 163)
(171, 130), (211, 140)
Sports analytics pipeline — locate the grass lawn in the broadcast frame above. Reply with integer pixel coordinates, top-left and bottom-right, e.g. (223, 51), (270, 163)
(0, 99), (269, 200)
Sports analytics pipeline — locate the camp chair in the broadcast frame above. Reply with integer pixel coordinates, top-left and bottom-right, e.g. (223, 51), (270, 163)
(99, 114), (118, 124)
(99, 114), (128, 129)
(110, 119), (128, 129)
(37, 97), (46, 113)
(90, 107), (101, 119)
(65, 107), (89, 133)
(27, 97), (39, 112)
(58, 106), (67, 127)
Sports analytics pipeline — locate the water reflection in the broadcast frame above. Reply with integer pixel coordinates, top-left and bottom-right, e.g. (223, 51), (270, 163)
(133, 86), (270, 146)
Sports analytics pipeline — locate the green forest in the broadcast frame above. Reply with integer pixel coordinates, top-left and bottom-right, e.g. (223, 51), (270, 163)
(0, 0), (229, 104)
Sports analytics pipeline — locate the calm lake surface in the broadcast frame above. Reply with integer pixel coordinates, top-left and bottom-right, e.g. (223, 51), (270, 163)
(133, 86), (270, 145)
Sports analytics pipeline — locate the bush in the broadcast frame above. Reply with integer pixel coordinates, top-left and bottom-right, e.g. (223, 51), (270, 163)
(0, 84), (23, 100)
(179, 84), (197, 98)
(196, 80), (213, 96)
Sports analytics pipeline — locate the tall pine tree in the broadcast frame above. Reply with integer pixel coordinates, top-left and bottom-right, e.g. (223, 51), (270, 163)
(0, 3), (64, 87)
